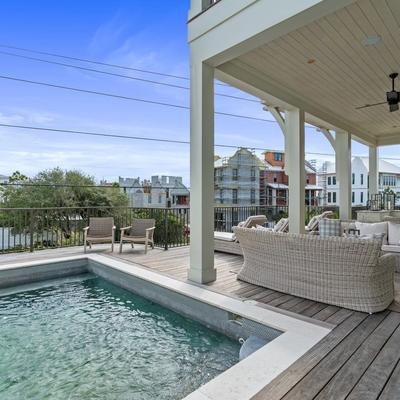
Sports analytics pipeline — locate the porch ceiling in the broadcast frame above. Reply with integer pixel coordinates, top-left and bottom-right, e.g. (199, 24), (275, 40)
(217, 0), (400, 146)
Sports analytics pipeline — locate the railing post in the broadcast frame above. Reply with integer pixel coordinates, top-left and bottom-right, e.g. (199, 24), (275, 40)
(164, 208), (169, 251)
(29, 209), (34, 253)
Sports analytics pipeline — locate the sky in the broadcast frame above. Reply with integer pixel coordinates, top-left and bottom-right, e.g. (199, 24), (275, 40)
(0, 0), (400, 186)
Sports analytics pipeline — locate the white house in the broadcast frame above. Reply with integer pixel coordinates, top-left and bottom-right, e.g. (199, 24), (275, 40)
(318, 157), (400, 206)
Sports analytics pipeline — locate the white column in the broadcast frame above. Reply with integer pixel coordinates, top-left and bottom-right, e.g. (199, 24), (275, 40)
(369, 145), (379, 196)
(335, 131), (352, 220)
(188, 57), (216, 284)
(272, 188), (277, 206)
(286, 109), (305, 234)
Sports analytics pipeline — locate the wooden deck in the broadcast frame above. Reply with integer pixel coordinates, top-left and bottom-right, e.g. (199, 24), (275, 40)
(1, 245), (400, 399)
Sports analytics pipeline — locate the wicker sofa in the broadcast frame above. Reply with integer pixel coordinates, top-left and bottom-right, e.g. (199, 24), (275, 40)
(233, 227), (395, 313)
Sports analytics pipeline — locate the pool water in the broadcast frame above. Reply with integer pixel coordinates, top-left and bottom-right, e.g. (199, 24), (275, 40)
(0, 275), (240, 400)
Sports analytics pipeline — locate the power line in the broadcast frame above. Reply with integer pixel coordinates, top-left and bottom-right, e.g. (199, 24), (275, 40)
(0, 123), (326, 154)
(2, 123), (400, 162)
(0, 74), (269, 123)
(0, 43), (229, 86)
(0, 50), (259, 103)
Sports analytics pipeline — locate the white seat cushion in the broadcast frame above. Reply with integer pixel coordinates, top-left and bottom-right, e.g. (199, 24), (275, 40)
(214, 232), (235, 242)
(388, 222), (400, 246)
(382, 244), (400, 253)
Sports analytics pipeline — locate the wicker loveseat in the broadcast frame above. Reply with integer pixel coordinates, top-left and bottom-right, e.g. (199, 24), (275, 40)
(233, 227), (395, 313)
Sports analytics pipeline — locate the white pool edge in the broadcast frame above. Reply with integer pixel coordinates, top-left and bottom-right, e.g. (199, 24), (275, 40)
(0, 254), (331, 400)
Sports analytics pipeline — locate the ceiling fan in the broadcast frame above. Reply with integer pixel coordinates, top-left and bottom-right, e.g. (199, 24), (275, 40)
(356, 73), (400, 112)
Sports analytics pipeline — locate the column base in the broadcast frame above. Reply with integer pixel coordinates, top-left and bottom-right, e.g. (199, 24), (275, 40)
(188, 267), (217, 284)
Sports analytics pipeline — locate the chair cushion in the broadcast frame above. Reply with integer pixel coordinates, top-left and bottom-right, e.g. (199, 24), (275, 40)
(388, 222), (400, 246)
(89, 217), (114, 237)
(306, 216), (320, 231)
(382, 244), (400, 253)
(355, 221), (388, 244)
(319, 218), (341, 237)
(273, 218), (288, 232)
(214, 232), (236, 242)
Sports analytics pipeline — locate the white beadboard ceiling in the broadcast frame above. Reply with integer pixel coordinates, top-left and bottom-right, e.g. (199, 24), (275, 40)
(223, 0), (400, 145)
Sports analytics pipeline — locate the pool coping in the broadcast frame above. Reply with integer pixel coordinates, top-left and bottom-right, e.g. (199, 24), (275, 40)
(0, 254), (331, 400)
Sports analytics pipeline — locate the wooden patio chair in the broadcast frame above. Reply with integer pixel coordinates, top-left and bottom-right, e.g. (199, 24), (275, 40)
(119, 218), (156, 254)
(83, 217), (116, 253)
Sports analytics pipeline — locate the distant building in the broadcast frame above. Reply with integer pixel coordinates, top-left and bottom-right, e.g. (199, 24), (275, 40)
(318, 156), (400, 206)
(214, 148), (262, 206)
(119, 175), (189, 208)
(260, 151), (320, 206)
(0, 175), (9, 201)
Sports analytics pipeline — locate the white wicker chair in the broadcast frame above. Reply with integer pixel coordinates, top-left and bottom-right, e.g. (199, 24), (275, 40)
(83, 217), (116, 253)
(119, 218), (156, 254)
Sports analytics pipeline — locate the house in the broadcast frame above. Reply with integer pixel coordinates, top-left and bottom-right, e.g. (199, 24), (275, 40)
(318, 157), (400, 206)
(260, 151), (320, 206)
(119, 176), (189, 208)
(214, 148), (262, 206)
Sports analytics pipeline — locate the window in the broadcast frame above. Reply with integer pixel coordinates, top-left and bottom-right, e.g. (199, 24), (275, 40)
(332, 176), (336, 185)
(148, 194), (152, 204)
(333, 192), (337, 203)
(306, 178), (310, 184)
(328, 177), (331, 185)
(250, 189), (256, 204)
(274, 152), (282, 161)
(381, 175), (396, 186)
(328, 192), (332, 203)
(273, 174), (277, 183)
(352, 192), (355, 203)
(352, 173), (355, 185)
(250, 168), (256, 182)
(158, 194), (162, 204)
(232, 169), (238, 181)
(232, 189), (238, 204)
(361, 191), (364, 203)
(360, 174), (364, 185)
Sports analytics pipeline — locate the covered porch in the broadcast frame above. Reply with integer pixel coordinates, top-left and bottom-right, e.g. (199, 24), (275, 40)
(188, 0), (400, 283)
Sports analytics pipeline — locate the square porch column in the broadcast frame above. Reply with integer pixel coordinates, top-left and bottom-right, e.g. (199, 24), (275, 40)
(369, 145), (379, 196)
(286, 109), (305, 234)
(188, 57), (216, 284)
(335, 131), (352, 220)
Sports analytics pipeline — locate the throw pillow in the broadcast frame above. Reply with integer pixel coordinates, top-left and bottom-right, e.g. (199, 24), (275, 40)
(355, 221), (388, 244)
(319, 218), (341, 237)
(388, 222), (400, 246)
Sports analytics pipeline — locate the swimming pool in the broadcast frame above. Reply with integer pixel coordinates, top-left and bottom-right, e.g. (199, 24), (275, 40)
(0, 275), (239, 400)
(0, 254), (331, 400)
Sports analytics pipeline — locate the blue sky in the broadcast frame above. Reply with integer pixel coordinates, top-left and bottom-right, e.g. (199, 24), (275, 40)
(0, 0), (399, 186)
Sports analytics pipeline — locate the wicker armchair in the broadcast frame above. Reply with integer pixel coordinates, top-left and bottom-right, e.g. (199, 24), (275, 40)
(83, 217), (116, 253)
(119, 218), (156, 254)
(234, 227), (395, 313)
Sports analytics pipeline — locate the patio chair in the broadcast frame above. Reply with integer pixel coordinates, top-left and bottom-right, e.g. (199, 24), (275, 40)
(83, 217), (116, 253)
(214, 215), (267, 254)
(119, 218), (156, 254)
(305, 211), (333, 234)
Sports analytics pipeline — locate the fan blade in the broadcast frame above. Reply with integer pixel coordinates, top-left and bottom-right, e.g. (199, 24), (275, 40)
(355, 101), (387, 110)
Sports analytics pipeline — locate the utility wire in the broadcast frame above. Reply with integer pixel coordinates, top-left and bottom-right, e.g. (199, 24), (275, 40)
(0, 123), (332, 154)
(0, 74), (269, 123)
(0, 43), (229, 86)
(0, 50), (258, 103)
(2, 123), (400, 163)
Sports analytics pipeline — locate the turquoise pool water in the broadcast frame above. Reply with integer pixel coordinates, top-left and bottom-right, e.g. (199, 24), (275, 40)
(0, 275), (240, 400)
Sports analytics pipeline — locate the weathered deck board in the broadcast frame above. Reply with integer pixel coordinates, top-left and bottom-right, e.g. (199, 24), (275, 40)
(2, 245), (400, 399)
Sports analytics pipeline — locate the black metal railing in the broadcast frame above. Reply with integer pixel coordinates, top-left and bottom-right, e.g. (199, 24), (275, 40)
(0, 207), (190, 254)
(0, 205), (355, 254)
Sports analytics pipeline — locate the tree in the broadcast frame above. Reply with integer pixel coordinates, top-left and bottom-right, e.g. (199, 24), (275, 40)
(0, 168), (128, 247)
(1, 168), (127, 208)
